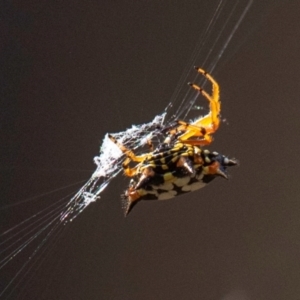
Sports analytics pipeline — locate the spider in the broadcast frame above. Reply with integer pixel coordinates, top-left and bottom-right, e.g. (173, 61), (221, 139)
(109, 67), (237, 216)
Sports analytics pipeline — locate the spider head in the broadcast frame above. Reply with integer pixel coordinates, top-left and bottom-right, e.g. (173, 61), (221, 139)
(202, 150), (237, 179)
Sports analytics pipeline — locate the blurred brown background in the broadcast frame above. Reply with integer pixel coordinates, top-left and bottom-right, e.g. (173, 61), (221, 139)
(1, 1), (300, 299)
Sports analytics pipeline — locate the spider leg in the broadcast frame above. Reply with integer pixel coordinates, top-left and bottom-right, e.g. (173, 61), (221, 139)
(122, 157), (139, 177)
(109, 134), (153, 178)
(176, 68), (220, 145)
(173, 120), (212, 146)
(191, 67), (220, 132)
(108, 134), (150, 163)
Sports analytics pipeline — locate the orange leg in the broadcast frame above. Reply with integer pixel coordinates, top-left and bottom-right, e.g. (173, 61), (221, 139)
(108, 134), (149, 163)
(193, 67), (220, 132)
(109, 134), (152, 177)
(175, 120), (213, 146)
(178, 68), (220, 145)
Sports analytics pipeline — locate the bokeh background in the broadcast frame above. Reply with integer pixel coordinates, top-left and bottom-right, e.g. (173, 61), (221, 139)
(1, 1), (300, 299)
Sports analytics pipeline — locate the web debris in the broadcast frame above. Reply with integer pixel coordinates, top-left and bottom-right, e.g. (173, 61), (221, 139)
(60, 113), (166, 222)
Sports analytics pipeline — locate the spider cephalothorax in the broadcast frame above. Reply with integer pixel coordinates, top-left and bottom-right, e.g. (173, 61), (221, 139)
(109, 68), (237, 216)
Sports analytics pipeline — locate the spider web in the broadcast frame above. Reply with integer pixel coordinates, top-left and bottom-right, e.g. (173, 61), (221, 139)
(60, 113), (166, 222)
(61, 0), (255, 222)
(0, 0), (268, 298)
